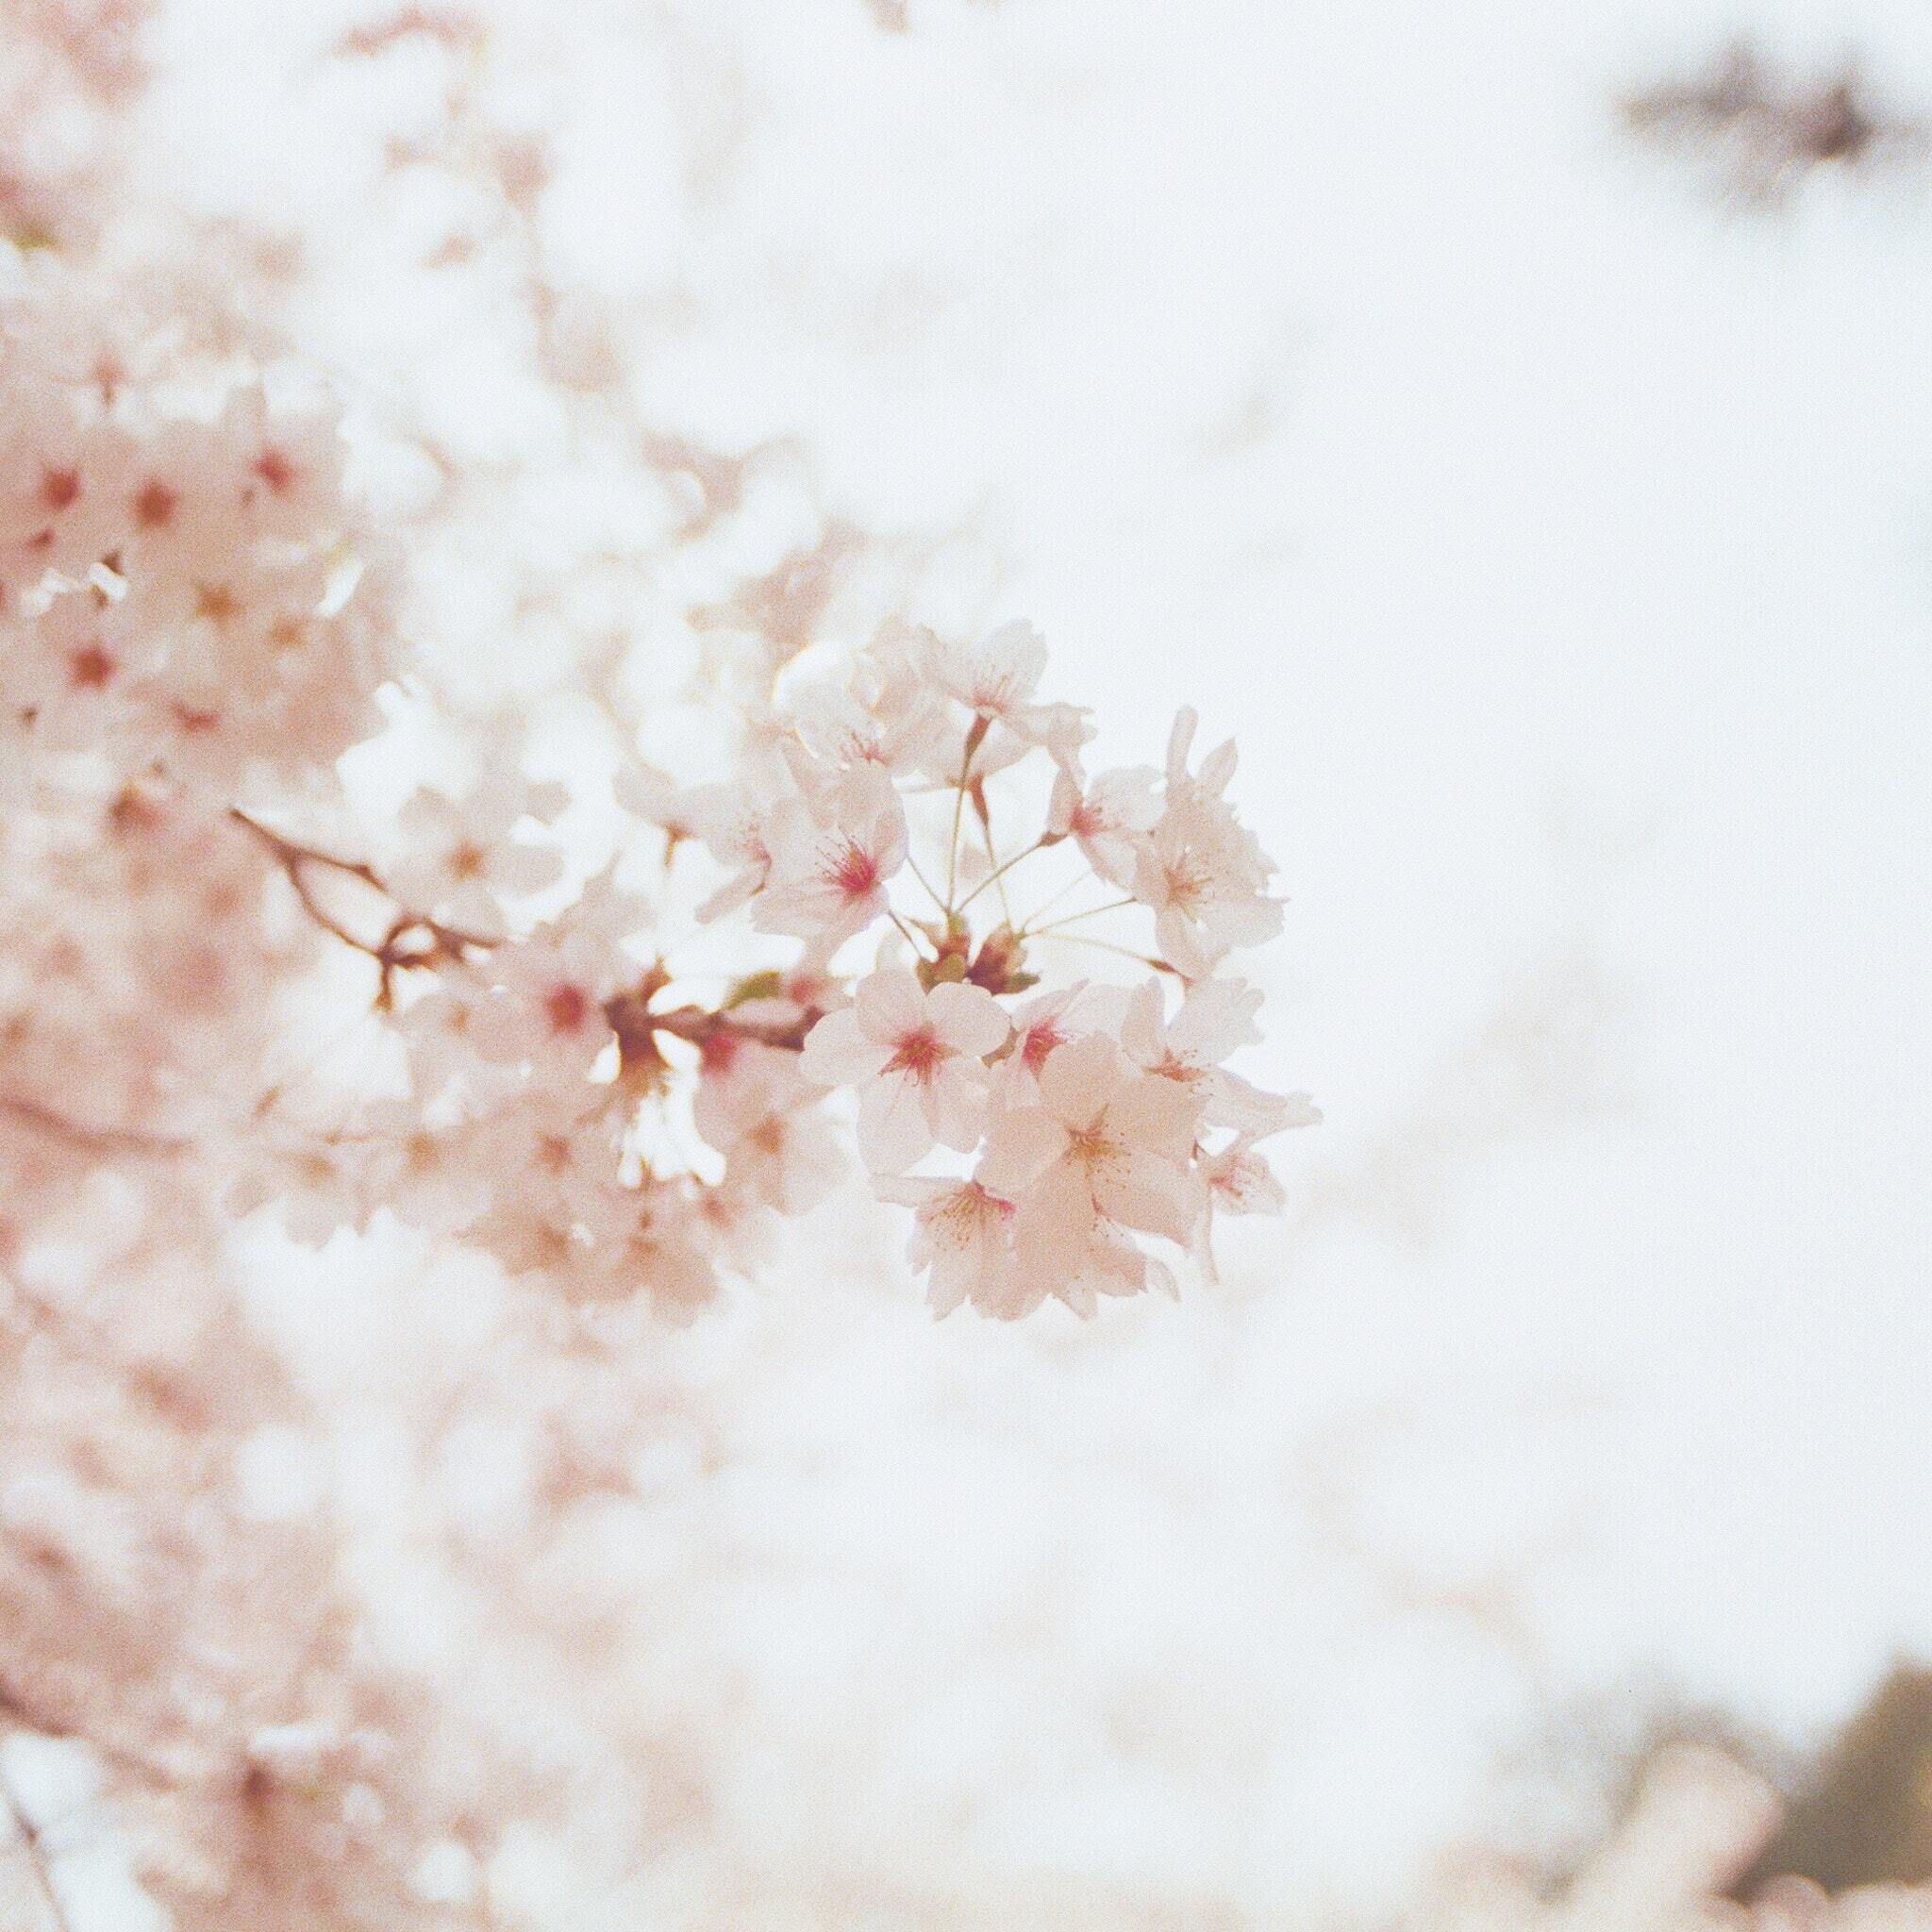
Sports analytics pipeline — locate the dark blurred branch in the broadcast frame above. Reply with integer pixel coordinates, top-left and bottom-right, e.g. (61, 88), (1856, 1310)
(1623, 42), (1927, 204)
(0, 1757), (71, 1932)
(0, 1094), (184, 1158)
(1743, 1666), (1932, 1891)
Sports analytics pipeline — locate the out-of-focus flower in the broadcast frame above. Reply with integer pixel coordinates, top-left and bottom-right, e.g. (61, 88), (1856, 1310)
(1413, 1744), (1932, 1932)
(391, 774), (566, 934)
(1623, 43), (1928, 206)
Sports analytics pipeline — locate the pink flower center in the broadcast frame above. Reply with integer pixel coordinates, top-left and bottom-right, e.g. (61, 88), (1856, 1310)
(931, 1181), (1012, 1240)
(194, 583), (240, 625)
(1067, 1121), (1120, 1171)
(447, 840), (487, 880)
(974, 673), (1019, 715)
(254, 448), (298, 495)
(885, 1025), (947, 1080)
(66, 642), (116, 690)
(827, 840), (880, 901)
(1161, 854), (1208, 912)
(134, 478), (177, 528)
(1021, 1023), (1064, 1073)
(544, 982), (591, 1034)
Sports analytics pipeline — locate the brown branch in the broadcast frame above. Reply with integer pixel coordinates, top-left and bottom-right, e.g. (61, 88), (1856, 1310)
(233, 818), (822, 1065)
(0, 1095), (185, 1158)
(601, 993), (814, 1100)
(228, 809), (495, 1001)
(647, 1004), (814, 1053)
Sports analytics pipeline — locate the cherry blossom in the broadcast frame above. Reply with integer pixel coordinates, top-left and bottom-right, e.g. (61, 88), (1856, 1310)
(994, 982), (1097, 1103)
(928, 617), (1091, 772)
(1120, 976), (1311, 1134)
(754, 765), (908, 942)
(0, 11), (1319, 1928)
(672, 775), (781, 921)
(933, 617), (1048, 729)
(1045, 761), (1161, 885)
(1130, 708), (1284, 977)
(800, 958), (1008, 1170)
(0, 88), (1312, 1932)
(390, 774), (567, 934)
(785, 646), (946, 775)
(693, 1041), (846, 1216)
(874, 1174), (1020, 1319)
(463, 924), (624, 1082)
(978, 1033), (1204, 1280)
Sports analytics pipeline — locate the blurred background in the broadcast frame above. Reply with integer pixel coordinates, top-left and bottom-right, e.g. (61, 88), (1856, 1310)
(34, 0), (1932, 1920)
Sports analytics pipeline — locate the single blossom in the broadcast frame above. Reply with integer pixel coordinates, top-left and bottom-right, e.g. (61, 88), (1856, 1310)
(874, 1174), (1021, 1319)
(992, 982), (1095, 1104)
(1059, 1218), (1181, 1318)
(1191, 1132), (1291, 1279)
(800, 959), (1009, 1171)
(1045, 762), (1161, 886)
(933, 618), (1047, 727)
(1120, 977), (1312, 1135)
(607, 1188), (724, 1324)
(693, 1043), (846, 1217)
(978, 1033), (1204, 1285)
(217, 387), (348, 543)
(1131, 708), (1282, 977)
(754, 766), (908, 943)
(390, 774), (566, 933)
(464, 924), (621, 1082)
(786, 654), (946, 776)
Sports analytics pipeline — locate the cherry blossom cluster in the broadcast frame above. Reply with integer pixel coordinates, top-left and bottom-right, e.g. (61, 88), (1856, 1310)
(617, 618), (1317, 1319)
(253, 629), (1309, 1323)
(0, 262), (396, 795)
(195, 613), (1310, 1325)
(0, 27), (1308, 1335)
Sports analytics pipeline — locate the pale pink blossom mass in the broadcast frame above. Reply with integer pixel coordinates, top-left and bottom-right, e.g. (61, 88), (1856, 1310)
(0, 6), (1317, 1922)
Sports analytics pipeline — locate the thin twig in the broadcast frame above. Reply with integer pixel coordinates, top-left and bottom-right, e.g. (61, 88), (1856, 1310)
(941, 722), (986, 913)
(1030, 930), (1177, 974)
(885, 908), (933, 960)
(1013, 863), (1093, 934)
(955, 836), (1044, 920)
(1021, 896), (1136, 939)
(0, 1763), (72, 1932)
(0, 1095), (185, 1158)
(228, 808), (495, 996)
(903, 852), (947, 917)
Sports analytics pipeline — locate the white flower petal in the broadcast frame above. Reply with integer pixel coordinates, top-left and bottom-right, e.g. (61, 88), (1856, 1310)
(800, 1009), (886, 1087)
(926, 980), (1008, 1058)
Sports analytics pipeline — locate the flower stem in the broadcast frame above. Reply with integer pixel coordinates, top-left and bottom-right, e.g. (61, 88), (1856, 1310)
(1021, 896), (1136, 939)
(1030, 930), (1177, 974)
(941, 719), (987, 913)
(955, 837), (1045, 918)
